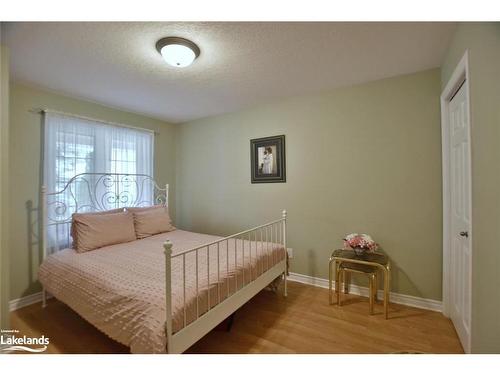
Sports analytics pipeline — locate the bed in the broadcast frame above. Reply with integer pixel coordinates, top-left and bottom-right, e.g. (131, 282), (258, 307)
(39, 173), (288, 353)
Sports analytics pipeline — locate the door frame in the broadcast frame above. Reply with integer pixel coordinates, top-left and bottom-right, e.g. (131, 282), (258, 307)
(440, 50), (472, 353)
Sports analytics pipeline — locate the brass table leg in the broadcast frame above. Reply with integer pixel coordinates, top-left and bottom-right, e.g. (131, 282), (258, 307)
(337, 265), (342, 306)
(373, 273), (378, 302)
(329, 259), (334, 305)
(335, 261), (339, 306)
(343, 270), (350, 294)
(369, 274), (375, 315)
(383, 267), (389, 319)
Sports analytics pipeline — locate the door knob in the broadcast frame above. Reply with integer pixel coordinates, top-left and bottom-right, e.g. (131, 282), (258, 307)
(459, 231), (469, 238)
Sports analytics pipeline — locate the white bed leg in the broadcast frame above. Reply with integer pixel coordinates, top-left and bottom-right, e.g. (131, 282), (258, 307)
(42, 288), (47, 308)
(163, 240), (173, 354)
(282, 209), (288, 297)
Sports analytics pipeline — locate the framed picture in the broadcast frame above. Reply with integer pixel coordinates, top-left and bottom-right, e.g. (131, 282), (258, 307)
(250, 135), (286, 183)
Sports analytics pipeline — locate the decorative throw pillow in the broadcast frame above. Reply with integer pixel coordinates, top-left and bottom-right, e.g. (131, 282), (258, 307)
(72, 210), (136, 253)
(71, 208), (124, 249)
(128, 206), (175, 239)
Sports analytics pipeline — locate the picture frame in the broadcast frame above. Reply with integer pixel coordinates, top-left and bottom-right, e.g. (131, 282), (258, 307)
(250, 135), (286, 183)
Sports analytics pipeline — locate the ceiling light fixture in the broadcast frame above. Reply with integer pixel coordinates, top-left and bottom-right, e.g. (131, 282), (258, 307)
(156, 37), (200, 68)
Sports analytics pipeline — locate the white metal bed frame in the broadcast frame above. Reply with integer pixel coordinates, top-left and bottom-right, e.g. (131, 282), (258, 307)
(41, 172), (287, 353)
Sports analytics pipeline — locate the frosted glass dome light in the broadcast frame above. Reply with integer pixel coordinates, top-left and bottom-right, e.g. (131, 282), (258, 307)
(156, 37), (200, 68)
(160, 44), (195, 67)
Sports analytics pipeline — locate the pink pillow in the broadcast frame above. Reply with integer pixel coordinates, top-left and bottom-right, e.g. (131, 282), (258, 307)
(71, 208), (124, 249)
(72, 210), (136, 253)
(128, 206), (175, 239)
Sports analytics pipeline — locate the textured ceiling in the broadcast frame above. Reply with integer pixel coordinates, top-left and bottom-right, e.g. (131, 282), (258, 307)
(1, 22), (456, 123)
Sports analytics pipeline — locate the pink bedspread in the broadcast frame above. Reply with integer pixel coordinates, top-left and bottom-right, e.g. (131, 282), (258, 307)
(38, 229), (285, 353)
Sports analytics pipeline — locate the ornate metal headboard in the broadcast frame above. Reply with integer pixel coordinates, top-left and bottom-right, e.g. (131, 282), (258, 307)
(42, 173), (168, 253)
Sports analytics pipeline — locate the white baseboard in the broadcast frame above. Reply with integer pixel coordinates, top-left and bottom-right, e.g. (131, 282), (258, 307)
(9, 291), (51, 312)
(9, 275), (442, 314)
(288, 272), (442, 312)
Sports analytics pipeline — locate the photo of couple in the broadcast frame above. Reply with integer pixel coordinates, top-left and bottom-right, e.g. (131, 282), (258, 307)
(258, 146), (276, 174)
(250, 135), (285, 183)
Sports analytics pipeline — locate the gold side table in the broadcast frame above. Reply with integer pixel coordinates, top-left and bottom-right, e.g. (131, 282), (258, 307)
(329, 249), (391, 319)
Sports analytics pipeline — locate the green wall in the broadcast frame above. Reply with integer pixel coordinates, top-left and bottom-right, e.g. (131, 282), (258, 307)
(441, 22), (500, 353)
(8, 82), (176, 301)
(175, 68), (443, 300)
(0, 45), (10, 330)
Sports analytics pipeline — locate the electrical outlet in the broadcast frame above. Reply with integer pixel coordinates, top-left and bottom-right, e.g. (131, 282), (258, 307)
(287, 248), (293, 258)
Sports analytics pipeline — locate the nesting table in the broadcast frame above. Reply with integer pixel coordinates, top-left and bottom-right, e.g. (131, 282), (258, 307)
(329, 249), (391, 319)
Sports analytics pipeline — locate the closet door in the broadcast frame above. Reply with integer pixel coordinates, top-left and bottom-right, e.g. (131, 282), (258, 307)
(447, 80), (472, 353)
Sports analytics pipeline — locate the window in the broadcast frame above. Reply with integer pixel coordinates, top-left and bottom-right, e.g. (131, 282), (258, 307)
(54, 124), (95, 195)
(44, 112), (154, 250)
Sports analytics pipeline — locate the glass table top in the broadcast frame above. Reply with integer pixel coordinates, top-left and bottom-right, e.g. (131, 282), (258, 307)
(331, 249), (389, 266)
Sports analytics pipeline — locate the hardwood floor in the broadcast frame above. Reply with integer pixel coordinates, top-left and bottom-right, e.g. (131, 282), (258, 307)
(10, 281), (464, 354)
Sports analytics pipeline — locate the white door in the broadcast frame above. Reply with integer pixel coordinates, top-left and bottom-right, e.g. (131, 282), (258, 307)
(448, 80), (472, 352)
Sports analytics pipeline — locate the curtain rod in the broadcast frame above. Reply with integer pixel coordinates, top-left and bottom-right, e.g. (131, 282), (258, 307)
(29, 107), (160, 135)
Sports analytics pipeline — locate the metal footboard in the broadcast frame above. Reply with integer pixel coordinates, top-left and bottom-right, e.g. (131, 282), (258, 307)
(163, 210), (287, 353)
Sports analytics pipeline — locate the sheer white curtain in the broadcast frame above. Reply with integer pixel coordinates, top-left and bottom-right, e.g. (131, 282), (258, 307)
(43, 112), (154, 251)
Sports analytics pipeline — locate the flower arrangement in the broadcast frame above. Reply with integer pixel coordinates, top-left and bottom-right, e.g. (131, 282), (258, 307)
(343, 233), (378, 255)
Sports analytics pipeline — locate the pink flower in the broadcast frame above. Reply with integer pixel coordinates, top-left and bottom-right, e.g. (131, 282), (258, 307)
(343, 233), (378, 252)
